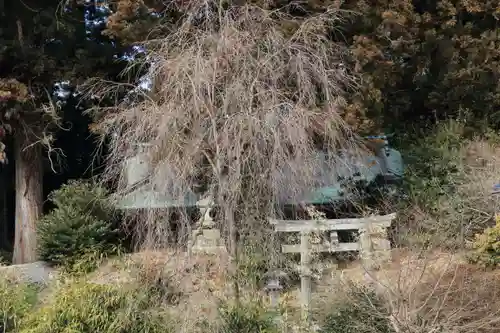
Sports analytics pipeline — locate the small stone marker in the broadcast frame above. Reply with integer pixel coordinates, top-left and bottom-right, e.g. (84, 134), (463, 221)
(189, 195), (226, 255)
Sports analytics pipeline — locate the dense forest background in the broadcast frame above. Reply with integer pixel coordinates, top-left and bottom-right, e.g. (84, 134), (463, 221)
(0, 0), (499, 262)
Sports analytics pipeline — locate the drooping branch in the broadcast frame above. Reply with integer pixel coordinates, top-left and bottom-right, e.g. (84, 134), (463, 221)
(91, 2), (365, 252)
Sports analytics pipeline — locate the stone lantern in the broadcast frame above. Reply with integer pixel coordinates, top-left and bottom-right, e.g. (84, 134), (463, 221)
(188, 194), (227, 256)
(264, 276), (283, 307)
(262, 270), (288, 326)
(263, 270), (288, 305)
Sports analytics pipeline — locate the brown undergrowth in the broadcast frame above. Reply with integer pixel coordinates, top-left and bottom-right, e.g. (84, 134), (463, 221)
(84, 248), (500, 332)
(2, 248), (500, 332)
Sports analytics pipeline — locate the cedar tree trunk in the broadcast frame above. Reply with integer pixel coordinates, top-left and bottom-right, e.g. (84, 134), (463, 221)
(12, 133), (43, 264)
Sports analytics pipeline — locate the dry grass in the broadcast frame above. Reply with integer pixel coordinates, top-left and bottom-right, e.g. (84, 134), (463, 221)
(382, 254), (500, 333)
(87, 1), (365, 257)
(383, 134), (500, 331)
(309, 249), (500, 333)
(0, 247), (494, 333)
(114, 249), (500, 333)
(89, 249), (270, 332)
(394, 136), (500, 250)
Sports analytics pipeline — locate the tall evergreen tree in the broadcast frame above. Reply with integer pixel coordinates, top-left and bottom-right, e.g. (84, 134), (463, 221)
(0, 0), (126, 263)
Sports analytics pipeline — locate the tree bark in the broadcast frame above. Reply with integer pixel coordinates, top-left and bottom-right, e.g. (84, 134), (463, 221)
(12, 133), (42, 264)
(0, 174), (8, 249)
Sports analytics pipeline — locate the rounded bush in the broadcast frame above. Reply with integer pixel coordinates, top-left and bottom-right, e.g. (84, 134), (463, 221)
(37, 180), (122, 271)
(469, 216), (500, 267)
(19, 281), (171, 333)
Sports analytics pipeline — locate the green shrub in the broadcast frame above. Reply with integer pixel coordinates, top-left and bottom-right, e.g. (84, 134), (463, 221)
(19, 280), (171, 333)
(217, 301), (278, 333)
(0, 277), (38, 332)
(37, 180), (122, 272)
(404, 120), (466, 211)
(320, 285), (394, 333)
(394, 120), (499, 249)
(468, 216), (500, 267)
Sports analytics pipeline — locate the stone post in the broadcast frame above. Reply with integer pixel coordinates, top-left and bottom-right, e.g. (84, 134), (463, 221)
(359, 223), (391, 271)
(189, 195), (226, 255)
